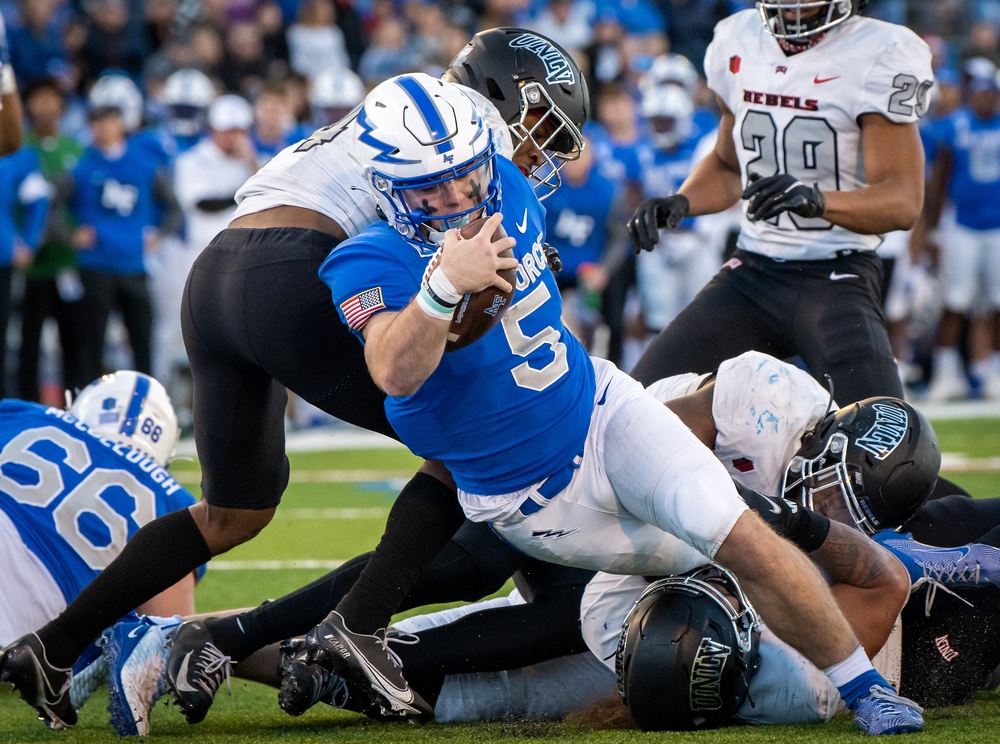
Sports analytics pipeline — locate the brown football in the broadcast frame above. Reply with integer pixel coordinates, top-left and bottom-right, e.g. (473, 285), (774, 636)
(444, 216), (517, 352)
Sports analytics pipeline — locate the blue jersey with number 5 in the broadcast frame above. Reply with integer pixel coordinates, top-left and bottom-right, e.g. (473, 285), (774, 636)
(321, 156), (595, 494)
(0, 400), (198, 603)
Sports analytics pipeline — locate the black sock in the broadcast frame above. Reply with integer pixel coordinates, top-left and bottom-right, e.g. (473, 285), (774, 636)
(205, 553), (371, 662)
(39, 508), (210, 668)
(336, 472), (465, 633)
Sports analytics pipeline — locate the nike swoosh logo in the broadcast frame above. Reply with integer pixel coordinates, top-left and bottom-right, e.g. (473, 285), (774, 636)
(174, 652), (201, 694)
(829, 272), (859, 281)
(755, 492), (784, 515)
(336, 634), (417, 708)
(814, 75), (840, 84)
(596, 382), (611, 406)
(128, 626), (144, 639)
(516, 209), (528, 234)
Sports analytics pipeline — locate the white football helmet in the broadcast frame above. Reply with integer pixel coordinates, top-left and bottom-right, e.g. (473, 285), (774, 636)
(69, 371), (179, 468)
(639, 54), (699, 95)
(354, 73), (500, 253)
(641, 84), (694, 151)
(162, 68), (216, 137)
(757, 0), (865, 42)
(310, 67), (365, 126)
(88, 73), (144, 132)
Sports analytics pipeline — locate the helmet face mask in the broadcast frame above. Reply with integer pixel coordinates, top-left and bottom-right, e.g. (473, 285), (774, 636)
(68, 371), (180, 468)
(162, 69), (216, 137)
(443, 28), (590, 201)
(783, 397), (941, 535)
(617, 565), (761, 731)
(757, 0), (858, 43)
(356, 73), (501, 253)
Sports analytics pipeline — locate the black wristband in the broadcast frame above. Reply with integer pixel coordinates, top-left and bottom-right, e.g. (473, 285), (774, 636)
(785, 507), (831, 553)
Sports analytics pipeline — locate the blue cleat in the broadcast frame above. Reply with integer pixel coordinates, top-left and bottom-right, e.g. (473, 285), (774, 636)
(103, 614), (181, 736)
(852, 684), (924, 735)
(873, 531), (1000, 589)
(69, 639), (108, 712)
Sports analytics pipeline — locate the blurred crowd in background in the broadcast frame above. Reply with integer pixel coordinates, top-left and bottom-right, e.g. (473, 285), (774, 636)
(3, 0), (1000, 431)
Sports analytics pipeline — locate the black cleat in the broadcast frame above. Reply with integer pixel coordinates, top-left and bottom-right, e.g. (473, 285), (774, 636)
(278, 639), (353, 717)
(165, 620), (234, 724)
(304, 611), (433, 721)
(0, 633), (77, 729)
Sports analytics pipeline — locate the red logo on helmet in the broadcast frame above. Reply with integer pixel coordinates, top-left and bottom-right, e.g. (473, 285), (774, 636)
(729, 55), (741, 74)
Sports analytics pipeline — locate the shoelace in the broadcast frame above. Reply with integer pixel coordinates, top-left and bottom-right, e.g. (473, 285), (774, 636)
(865, 685), (924, 715)
(911, 576), (976, 616)
(192, 643), (234, 697)
(378, 629), (420, 670)
(318, 669), (349, 709)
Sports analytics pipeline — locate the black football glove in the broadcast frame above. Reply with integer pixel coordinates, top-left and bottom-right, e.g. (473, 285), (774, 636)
(542, 242), (563, 273)
(743, 172), (826, 222)
(627, 195), (690, 254)
(736, 482), (830, 553)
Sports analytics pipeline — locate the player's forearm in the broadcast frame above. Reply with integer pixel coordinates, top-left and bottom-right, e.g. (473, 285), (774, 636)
(364, 306), (449, 397)
(0, 90), (23, 156)
(820, 178), (923, 234)
(678, 151), (743, 217)
(812, 521), (910, 657)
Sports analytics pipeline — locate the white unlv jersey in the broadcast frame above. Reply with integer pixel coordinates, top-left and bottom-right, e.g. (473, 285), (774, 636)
(705, 11), (933, 260)
(233, 87), (514, 239)
(645, 350), (834, 496)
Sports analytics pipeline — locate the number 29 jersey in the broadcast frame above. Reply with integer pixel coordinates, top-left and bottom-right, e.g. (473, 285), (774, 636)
(706, 10), (933, 260)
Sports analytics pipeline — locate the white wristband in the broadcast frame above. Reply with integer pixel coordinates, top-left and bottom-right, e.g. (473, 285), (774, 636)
(0, 65), (16, 95)
(416, 285), (456, 321)
(428, 265), (462, 305)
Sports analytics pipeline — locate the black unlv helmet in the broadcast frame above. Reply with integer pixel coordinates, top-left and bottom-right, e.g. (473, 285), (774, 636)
(616, 565), (761, 731)
(757, 0), (867, 42)
(783, 396), (941, 535)
(442, 27), (589, 200)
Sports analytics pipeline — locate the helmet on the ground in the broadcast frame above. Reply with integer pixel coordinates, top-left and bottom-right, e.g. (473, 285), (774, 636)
(162, 68), (216, 137)
(756, 0), (867, 42)
(88, 73), (144, 131)
(353, 73), (500, 254)
(617, 565), (761, 731)
(783, 396), (940, 535)
(69, 371), (179, 467)
(310, 67), (365, 126)
(640, 84), (694, 151)
(443, 27), (588, 200)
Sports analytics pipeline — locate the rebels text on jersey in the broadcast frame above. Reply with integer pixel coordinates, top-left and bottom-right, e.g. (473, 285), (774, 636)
(321, 157), (595, 495)
(0, 400), (197, 603)
(706, 11), (933, 260)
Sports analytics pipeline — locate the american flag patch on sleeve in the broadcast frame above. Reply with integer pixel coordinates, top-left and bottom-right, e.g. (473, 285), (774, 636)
(340, 287), (386, 330)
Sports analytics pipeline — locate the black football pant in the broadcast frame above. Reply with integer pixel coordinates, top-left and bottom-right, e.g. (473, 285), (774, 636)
(630, 249), (904, 406)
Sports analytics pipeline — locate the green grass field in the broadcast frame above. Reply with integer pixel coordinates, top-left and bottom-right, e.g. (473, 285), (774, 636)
(2, 418), (999, 742)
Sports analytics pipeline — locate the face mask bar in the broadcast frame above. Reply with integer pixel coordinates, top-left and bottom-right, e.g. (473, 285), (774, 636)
(783, 431), (878, 535)
(509, 81), (584, 201)
(757, 0), (852, 41)
(637, 564), (762, 654)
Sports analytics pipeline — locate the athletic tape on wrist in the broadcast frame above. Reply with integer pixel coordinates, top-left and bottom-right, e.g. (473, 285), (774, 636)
(416, 285), (456, 321)
(427, 265), (462, 305)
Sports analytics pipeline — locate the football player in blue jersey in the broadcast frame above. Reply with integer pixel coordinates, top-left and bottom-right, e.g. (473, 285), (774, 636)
(0, 371), (199, 728)
(312, 72), (923, 735)
(0, 27), (600, 732)
(59, 99), (183, 384)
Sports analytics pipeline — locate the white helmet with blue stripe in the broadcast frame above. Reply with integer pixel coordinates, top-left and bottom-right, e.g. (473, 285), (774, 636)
(353, 72), (500, 253)
(69, 371), (179, 467)
(88, 73), (144, 132)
